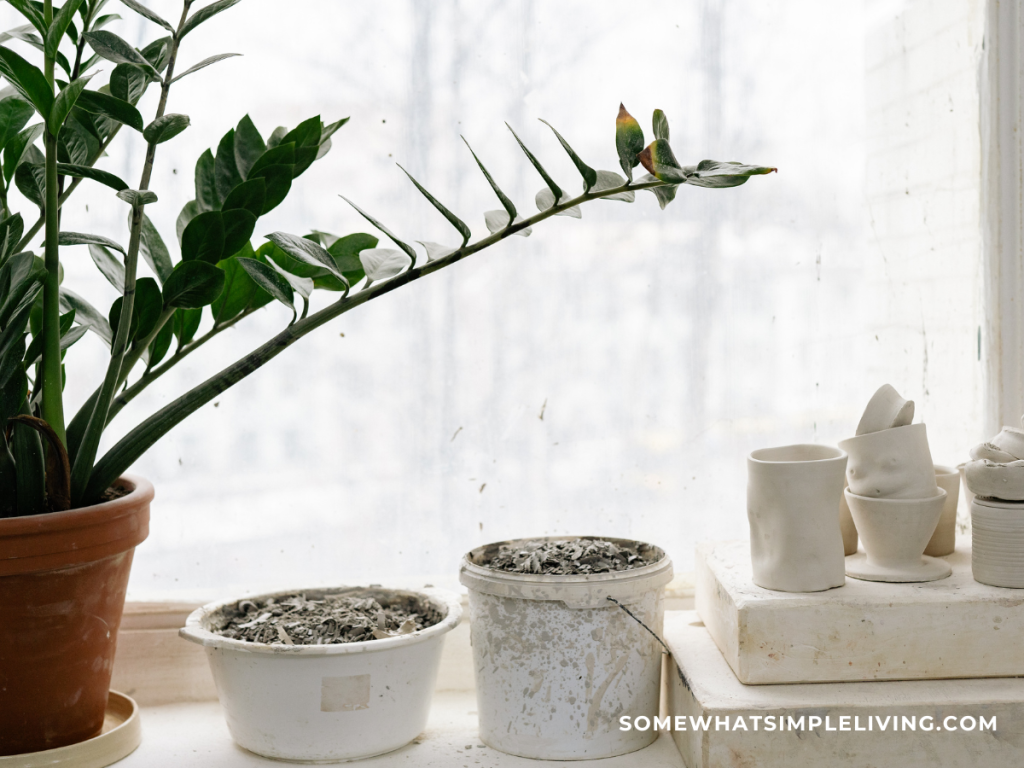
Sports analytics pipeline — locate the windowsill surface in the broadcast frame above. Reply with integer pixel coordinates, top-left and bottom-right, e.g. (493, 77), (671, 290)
(121, 692), (685, 767)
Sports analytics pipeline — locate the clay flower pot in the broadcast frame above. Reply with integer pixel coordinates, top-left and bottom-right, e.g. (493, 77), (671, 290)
(844, 488), (951, 582)
(0, 476), (151, 756)
(747, 444), (847, 592)
(839, 423), (938, 499)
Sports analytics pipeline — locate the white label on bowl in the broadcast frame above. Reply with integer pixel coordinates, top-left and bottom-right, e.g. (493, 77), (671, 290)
(320, 674), (371, 712)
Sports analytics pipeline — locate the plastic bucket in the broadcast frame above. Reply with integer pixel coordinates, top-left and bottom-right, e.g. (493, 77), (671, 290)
(459, 536), (673, 760)
(179, 586), (461, 762)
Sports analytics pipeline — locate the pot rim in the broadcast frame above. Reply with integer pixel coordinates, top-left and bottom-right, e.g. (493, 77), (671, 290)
(179, 585), (462, 656)
(0, 474), (151, 533)
(460, 535), (670, 586)
(844, 488), (946, 507)
(748, 443), (845, 465)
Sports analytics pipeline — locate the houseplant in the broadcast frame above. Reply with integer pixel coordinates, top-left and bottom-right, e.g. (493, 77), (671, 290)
(0, 0), (774, 755)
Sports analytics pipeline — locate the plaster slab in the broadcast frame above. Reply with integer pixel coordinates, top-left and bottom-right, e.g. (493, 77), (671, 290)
(664, 611), (1024, 768)
(695, 540), (1024, 684)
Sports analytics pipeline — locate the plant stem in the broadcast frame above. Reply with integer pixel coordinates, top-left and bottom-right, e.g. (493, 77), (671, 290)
(85, 178), (667, 500)
(69, 0), (192, 505)
(39, 0), (66, 444)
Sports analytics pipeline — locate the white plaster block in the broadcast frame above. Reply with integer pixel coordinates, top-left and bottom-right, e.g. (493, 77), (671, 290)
(664, 611), (1024, 768)
(695, 540), (1024, 684)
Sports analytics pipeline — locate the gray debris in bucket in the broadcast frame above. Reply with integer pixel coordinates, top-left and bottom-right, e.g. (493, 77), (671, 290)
(482, 538), (658, 575)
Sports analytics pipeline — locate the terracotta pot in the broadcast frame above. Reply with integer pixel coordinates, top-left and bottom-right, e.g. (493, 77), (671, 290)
(0, 475), (151, 756)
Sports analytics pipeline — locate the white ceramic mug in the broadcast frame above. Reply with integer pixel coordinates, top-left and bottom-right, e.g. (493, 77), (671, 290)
(839, 423), (938, 499)
(747, 444), (847, 592)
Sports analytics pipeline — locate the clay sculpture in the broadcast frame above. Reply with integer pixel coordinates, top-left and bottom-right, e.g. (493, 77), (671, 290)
(839, 385), (951, 583)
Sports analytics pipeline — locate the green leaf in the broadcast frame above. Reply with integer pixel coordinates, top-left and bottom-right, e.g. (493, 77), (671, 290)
(74, 89), (144, 132)
(324, 232), (375, 286)
(233, 114), (264, 179)
(181, 211), (224, 263)
(264, 240), (322, 279)
(92, 14), (124, 32)
(45, 0), (85, 58)
(266, 231), (344, 280)
(55, 161), (128, 191)
(214, 128), (242, 203)
(109, 62), (148, 104)
(163, 261), (225, 309)
(11, 403), (45, 516)
(266, 257), (313, 300)
(652, 109), (669, 142)
(173, 306), (201, 344)
(222, 208), (255, 257)
(212, 250), (259, 322)
(236, 256), (294, 317)
(170, 53), (241, 84)
(591, 170), (634, 202)
(57, 117), (91, 164)
(143, 112), (189, 144)
(248, 164), (291, 213)
(461, 136), (516, 227)
(140, 36), (172, 73)
(109, 276), (160, 340)
(637, 138), (689, 184)
(506, 122), (562, 204)
(58, 231), (125, 255)
(118, 0), (174, 32)
(415, 241), (456, 262)
(266, 125), (287, 149)
(194, 149), (217, 212)
(85, 30), (159, 79)
(248, 141), (294, 177)
(483, 210), (531, 237)
(14, 161), (45, 207)
(0, 213), (25, 265)
(147, 317), (173, 367)
(3, 122), (42, 184)
(338, 196), (418, 265)
(398, 164), (470, 247)
(116, 188), (158, 206)
(359, 248), (411, 283)
(0, 46), (53, 118)
(179, 0), (243, 39)
(539, 119), (597, 192)
(221, 176), (265, 218)
(175, 199), (200, 246)
(0, 96), (34, 152)
(535, 188), (581, 218)
(280, 116), (321, 177)
(139, 214), (172, 284)
(24, 308), (77, 366)
(685, 159), (777, 188)
(0, 252), (44, 328)
(640, 174), (677, 209)
(615, 104), (644, 181)
(6, 0), (46, 36)
(59, 287), (112, 346)
(88, 243), (124, 290)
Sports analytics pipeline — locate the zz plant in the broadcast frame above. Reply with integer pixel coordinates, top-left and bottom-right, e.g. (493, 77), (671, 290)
(0, 0), (775, 517)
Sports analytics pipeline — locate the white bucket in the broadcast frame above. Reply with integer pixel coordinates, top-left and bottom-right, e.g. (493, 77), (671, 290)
(459, 537), (673, 760)
(179, 586), (461, 763)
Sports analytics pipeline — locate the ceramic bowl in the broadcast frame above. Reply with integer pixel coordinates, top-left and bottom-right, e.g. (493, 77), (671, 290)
(855, 384), (915, 435)
(844, 489), (950, 583)
(839, 423), (938, 499)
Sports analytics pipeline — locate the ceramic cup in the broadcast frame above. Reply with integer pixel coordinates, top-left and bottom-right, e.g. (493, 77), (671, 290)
(924, 465), (961, 556)
(971, 497), (1024, 588)
(844, 489), (951, 583)
(839, 423), (938, 499)
(747, 444), (847, 592)
(855, 384), (915, 435)
(838, 481), (858, 555)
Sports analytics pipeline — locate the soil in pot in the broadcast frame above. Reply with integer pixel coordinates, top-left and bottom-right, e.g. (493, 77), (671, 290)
(477, 536), (661, 575)
(212, 589), (443, 645)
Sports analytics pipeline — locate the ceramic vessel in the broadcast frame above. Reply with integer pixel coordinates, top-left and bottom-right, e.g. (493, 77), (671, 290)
(855, 384), (915, 435)
(459, 537), (672, 760)
(964, 458), (1024, 501)
(747, 444), (847, 592)
(990, 427), (1024, 460)
(180, 586), (461, 763)
(838, 484), (859, 555)
(839, 423), (938, 499)
(971, 497), (1024, 588)
(0, 476), (151, 756)
(924, 465), (961, 556)
(844, 489), (951, 582)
